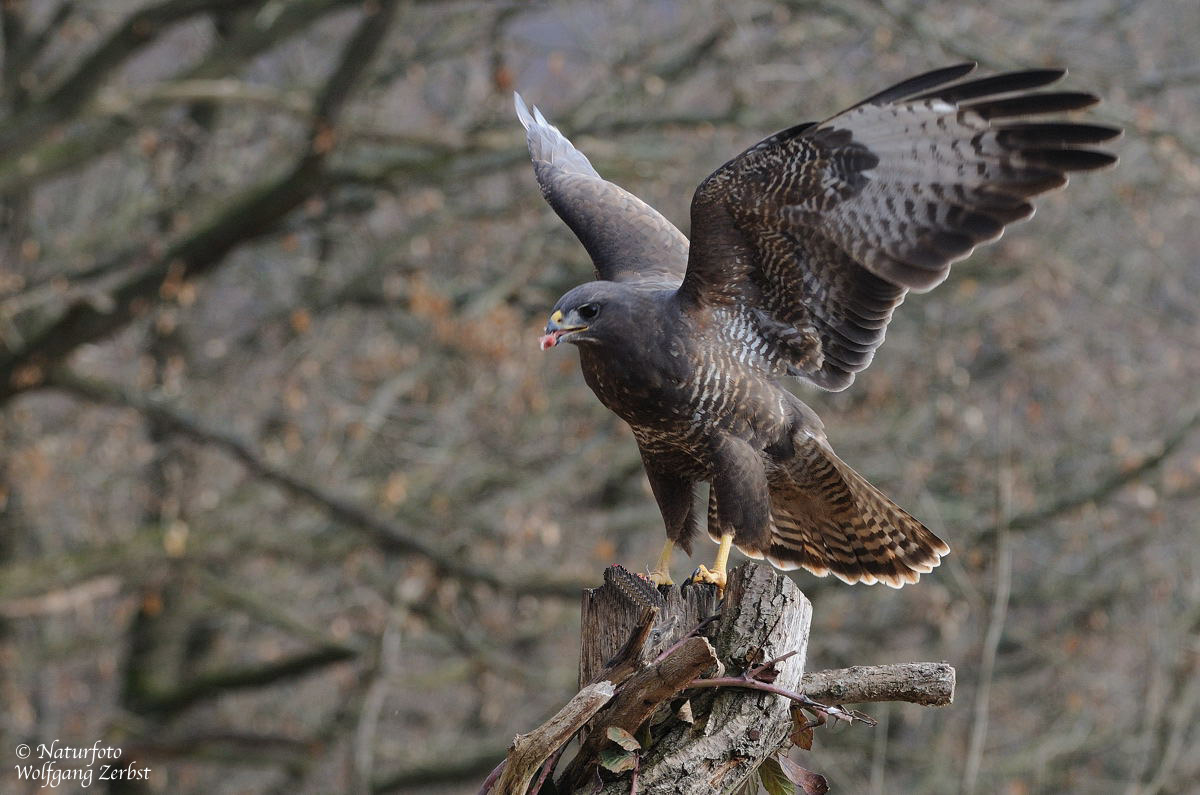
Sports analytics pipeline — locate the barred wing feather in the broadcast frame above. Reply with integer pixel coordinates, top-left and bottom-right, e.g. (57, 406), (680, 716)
(681, 64), (1120, 391)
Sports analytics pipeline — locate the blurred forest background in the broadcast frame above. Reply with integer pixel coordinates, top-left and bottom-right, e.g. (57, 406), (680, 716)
(1, 0), (1198, 793)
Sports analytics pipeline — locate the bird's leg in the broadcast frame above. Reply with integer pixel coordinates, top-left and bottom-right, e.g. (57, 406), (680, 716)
(694, 532), (734, 594)
(640, 463), (697, 587)
(694, 434), (770, 596)
(648, 539), (675, 586)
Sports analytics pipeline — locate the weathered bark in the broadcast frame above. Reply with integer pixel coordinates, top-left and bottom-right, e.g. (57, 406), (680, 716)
(579, 565), (719, 688)
(592, 564), (812, 794)
(560, 636), (719, 791)
(495, 681), (615, 795)
(483, 563), (958, 795)
(490, 600), (664, 794)
(801, 662), (955, 707)
(567, 564), (811, 795)
(582, 605), (660, 690)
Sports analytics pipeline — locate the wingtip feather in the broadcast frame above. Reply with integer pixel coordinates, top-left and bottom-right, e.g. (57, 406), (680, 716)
(513, 92), (557, 136)
(967, 91), (1101, 119)
(848, 62), (979, 111)
(910, 67), (1068, 104)
(513, 91), (534, 129)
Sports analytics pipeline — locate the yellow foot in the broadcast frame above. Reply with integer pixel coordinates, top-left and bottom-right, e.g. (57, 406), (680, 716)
(692, 564), (727, 594)
(648, 539), (676, 587)
(693, 532), (734, 595)
(647, 568), (674, 587)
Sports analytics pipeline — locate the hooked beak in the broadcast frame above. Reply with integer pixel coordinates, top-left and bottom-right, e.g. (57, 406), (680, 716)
(538, 309), (587, 350)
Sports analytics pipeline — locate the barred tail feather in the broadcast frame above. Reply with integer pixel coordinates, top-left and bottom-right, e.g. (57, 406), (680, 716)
(776, 440), (947, 587)
(710, 435), (949, 587)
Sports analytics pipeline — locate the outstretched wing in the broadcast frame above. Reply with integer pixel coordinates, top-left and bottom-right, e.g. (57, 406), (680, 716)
(679, 64), (1120, 390)
(515, 93), (689, 284)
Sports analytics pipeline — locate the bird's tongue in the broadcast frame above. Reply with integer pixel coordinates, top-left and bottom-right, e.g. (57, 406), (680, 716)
(538, 332), (560, 350)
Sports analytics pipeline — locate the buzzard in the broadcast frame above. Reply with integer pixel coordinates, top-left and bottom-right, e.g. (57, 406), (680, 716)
(517, 64), (1117, 590)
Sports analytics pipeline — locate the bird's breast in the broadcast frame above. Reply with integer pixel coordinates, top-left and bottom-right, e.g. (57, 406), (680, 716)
(579, 345), (692, 427)
(579, 338), (791, 461)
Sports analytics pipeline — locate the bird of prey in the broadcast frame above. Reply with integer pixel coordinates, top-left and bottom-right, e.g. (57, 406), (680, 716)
(517, 64), (1117, 590)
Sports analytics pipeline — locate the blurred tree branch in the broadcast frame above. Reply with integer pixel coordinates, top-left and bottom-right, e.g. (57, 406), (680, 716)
(195, 566), (361, 652)
(0, 0), (251, 156)
(0, 524), (180, 603)
(45, 368), (588, 597)
(129, 643), (359, 716)
(0, 516), (365, 605)
(5, 2), (76, 90)
(1133, 606), (1200, 794)
(970, 405), (1200, 543)
(0, 0), (362, 194)
(370, 742), (514, 793)
(124, 731), (314, 768)
(0, 1), (29, 108)
(0, 0), (399, 403)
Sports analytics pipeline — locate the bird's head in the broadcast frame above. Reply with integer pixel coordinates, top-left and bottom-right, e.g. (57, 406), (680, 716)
(539, 282), (630, 350)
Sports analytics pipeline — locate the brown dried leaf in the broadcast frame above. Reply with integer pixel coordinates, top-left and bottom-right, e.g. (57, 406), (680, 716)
(790, 706), (814, 750)
(776, 754), (829, 795)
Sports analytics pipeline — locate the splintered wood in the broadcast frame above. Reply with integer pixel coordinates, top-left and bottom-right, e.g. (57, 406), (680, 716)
(578, 565), (719, 688)
(489, 563), (957, 795)
(570, 564), (812, 794)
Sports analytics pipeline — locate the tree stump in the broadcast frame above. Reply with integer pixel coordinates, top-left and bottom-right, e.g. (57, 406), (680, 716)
(578, 564), (719, 688)
(484, 563), (956, 794)
(566, 563), (812, 794)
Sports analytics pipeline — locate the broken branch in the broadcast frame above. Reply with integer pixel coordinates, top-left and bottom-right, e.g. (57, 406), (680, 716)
(491, 680), (616, 795)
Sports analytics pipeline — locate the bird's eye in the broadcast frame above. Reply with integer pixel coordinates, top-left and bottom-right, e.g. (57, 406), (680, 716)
(577, 303), (600, 320)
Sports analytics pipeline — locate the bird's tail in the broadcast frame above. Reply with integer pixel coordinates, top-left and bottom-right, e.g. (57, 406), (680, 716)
(709, 435), (949, 587)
